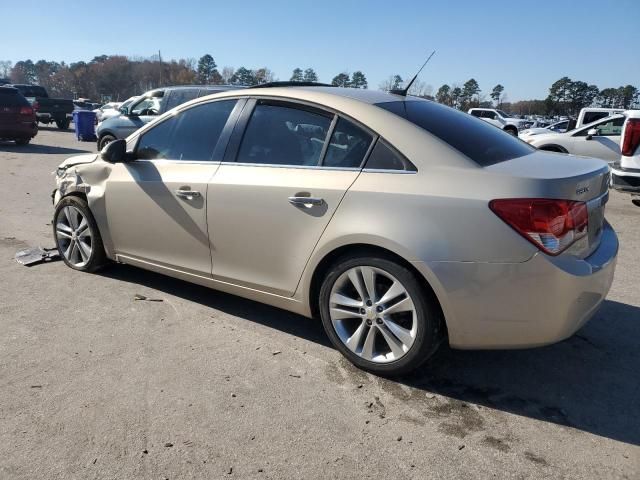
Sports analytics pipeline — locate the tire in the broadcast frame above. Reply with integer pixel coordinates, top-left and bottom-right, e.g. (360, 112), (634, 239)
(98, 134), (116, 151)
(53, 196), (107, 272)
(319, 254), (443, 376)
(55, 118), (71, 130)
(632, 199), (640, 208)
(14, 138), (30, 146)
(504, 127), (518, 136)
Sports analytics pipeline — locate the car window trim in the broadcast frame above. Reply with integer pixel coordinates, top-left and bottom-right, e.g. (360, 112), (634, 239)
(362, 137), (418, 174)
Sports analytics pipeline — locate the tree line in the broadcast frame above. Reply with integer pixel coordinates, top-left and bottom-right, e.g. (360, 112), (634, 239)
(0, 55), (637, 117)
(434, 77), (639, 116)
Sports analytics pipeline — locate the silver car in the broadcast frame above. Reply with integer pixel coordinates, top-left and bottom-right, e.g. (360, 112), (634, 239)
(52, 85), (618, 375)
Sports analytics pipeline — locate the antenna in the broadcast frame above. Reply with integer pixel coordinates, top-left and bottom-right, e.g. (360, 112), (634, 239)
(391, 50), (436, 97)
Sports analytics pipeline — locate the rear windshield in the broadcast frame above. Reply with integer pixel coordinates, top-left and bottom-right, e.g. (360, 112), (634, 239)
(375, 100), (535, 166)
(0, 88), (29, 107)
(13, 85), (47, 98)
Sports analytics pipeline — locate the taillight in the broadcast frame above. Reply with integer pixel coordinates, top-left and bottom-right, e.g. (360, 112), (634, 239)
(32, 101), (39, 112)
(622, 118), (640, 157)
(489, 199), (588, 256)
(19, 106), (33, 115)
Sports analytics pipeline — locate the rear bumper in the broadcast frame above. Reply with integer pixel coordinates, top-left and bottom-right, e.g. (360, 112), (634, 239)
(420, 222), (618, 349)
(611, 163), (640, 194)
(0, 122), (38, 139)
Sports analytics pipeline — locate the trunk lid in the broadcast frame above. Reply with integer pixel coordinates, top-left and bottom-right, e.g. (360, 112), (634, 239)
(486, 151), (610, 258)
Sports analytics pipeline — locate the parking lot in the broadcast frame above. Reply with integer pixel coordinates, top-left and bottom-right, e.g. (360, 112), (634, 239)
(0, 127), (638, 479)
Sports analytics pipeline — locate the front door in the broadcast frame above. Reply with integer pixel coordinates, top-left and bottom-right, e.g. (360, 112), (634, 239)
(104, 98), (239, 275)
(207, 99), (375, 296)
(571, 116), (624, 163)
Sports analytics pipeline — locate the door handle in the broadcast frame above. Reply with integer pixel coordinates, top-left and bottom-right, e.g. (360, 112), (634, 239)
(288, 196), (324, 206)
(175, 189), (201, 199)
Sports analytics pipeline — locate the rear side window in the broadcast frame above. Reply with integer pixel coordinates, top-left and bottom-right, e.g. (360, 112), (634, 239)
(376, 100), (535, 166)
(582, 112), (609, 125)
(137, 99), (236, 161)
(14, 85), (47, 98)
(469, 110), (482, 117)
(165, 89), (199, 111)
(0, 88), (29, 107)
(324, 118), (373, 168)
(365, 139), (416, 171)
(236, 102), (332, 166)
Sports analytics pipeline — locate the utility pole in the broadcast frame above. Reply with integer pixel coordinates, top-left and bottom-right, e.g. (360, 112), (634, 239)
(158, 50), (162, 87)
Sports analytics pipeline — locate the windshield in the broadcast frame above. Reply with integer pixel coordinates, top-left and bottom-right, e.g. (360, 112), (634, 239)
(375, 100), (535, 167)
(496, 110), (511, 118)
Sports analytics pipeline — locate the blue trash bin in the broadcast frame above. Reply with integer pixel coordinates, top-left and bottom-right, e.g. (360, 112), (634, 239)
(72, 110), (97, 141)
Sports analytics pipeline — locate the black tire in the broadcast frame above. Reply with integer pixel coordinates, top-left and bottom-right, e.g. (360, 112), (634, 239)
(98, 134), (116, 151)
(504, 127), (518, 136)
(632, 199), (640, 208)
(53, 196), (107, 272)
(55, 118), (71, 130)
(319, 254), (443, 376)
(14, 138), (30, 146)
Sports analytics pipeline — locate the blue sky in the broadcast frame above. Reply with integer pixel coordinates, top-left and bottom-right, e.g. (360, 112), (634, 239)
(2, 0), (639, 101)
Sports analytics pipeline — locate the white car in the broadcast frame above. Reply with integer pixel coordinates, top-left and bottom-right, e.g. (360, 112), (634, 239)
(526, 114), (625, 164)
(97, 96), (139, 125)
(611, 110), (640, 206)
(519, 119), (571, 142)
(94, 102), (122, 122)
(468, 108), (530, 136)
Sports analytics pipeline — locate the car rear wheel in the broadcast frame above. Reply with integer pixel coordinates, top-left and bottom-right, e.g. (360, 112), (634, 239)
(319, 255), (442, 375)
(55, 118), (71, 130)
(14, 138), (30, 146)
(504, 127), (518, 136)
(53, 196), (107, 272)
(98, 134), (116, 151)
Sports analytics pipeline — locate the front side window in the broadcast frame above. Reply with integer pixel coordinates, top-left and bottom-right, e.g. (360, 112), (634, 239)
(236, 102), (332, 166)
(376, 100), (535, 167)
(131, 97), (162, 116)
(323, 118), (373, 168)
(136, 99), (236, 161)
(484, 111), (497, 119)
(496, 110), (510, 118)
(574, 116), (624, 137)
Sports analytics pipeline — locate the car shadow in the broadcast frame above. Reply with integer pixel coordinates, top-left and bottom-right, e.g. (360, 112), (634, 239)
(100, 263), (640, 446)
(0, 141), (92, 155)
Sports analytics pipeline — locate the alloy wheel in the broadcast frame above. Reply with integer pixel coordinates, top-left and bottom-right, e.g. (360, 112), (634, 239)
(55, 206), (93, 267)
(329, 266), (417, 363)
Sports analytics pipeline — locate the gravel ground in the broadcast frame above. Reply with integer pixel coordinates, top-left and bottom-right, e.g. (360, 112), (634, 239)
(0, 127), (638, 479)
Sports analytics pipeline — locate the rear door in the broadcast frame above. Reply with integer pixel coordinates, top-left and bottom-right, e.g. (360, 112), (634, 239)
(207, 99), (375, 296)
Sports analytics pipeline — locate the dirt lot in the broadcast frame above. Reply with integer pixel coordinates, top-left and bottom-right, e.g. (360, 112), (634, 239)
(0, 127), (638, 479)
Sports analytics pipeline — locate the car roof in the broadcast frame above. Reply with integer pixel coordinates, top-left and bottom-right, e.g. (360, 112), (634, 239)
(225, 85), (409, 105)
(146, 85), (241, 95)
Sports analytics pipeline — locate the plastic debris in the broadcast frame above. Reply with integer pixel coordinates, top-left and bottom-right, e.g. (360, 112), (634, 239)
(15, 247), (60, 266)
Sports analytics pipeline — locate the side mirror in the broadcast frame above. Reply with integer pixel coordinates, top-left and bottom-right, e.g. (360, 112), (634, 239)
(586, 128), (598, 140)
(119, 106), (129, 115)
(101, 139), (129, 163)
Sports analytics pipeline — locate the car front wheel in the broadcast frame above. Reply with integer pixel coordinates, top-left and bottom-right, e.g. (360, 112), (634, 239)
(319, 255), (442, 376)
(53, 196), (107, 272)
(98, 134), (116, 151)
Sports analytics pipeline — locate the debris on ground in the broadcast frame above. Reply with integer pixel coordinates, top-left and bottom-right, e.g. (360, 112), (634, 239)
(272, 350), (281, 356)
(164, 442), (173, 448)
(15, 247), (60, 266)
(289, 374), (301, 378)
(134, 293), (164, 302)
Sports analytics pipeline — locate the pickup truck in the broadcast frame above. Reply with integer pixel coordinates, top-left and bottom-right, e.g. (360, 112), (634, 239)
(8, 84), (74, 129)
(611, 110), (640, 207)
(467, 108), (532, 136)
